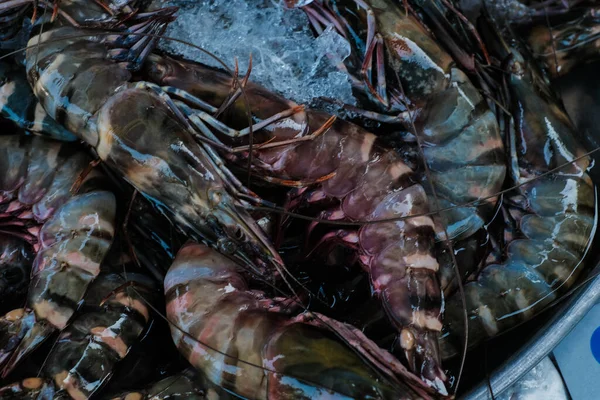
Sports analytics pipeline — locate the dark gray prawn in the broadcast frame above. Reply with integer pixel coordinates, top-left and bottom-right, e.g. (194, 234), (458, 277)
(0, 266), (158, 400)
(440, 23), (598, 359)
(18, 0), (286, 287)
(41, 267), (158, 400)
(0, 60), (76, 141)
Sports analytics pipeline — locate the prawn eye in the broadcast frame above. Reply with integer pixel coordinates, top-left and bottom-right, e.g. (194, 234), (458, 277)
(146, 62), (169, 81)
(217, 237), (237, 255)
(208, 189), (223, 207)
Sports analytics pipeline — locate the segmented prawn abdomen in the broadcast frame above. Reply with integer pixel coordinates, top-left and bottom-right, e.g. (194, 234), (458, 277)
(421, 69), (506, 239)
(43, 270), (155, 400)
(0, 190), (116, 376)
(165, 244), (269, 397)
(30, 191), (116, 328)
(359, 185), (441, 326)
(26, 27), (132, 142)
(441, 46), (598, 358)
(0, 136), (92, 221)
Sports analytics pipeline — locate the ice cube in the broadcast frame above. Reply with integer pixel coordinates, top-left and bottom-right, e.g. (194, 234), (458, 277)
(158, 0), (355, 106)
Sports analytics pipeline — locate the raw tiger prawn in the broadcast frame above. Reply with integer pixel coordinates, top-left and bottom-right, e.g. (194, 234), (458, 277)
(284, 0), (506, 310)
(7, 0), (288, 288)
(0, 133), (117, 377)
(286, 0), (506, 246)
(40, 266), (158, 400)
(438, 15), (598, 358)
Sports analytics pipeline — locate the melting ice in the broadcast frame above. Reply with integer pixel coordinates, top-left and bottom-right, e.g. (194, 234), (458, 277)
(157, 0), (355, 106)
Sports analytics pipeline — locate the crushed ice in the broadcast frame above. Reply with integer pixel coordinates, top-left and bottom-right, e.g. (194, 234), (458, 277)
(157, 0), (355, 106)
(497, 357), (568, 400)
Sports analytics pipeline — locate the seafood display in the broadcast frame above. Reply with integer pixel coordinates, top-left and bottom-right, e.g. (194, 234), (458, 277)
(0, 0), (597, 399)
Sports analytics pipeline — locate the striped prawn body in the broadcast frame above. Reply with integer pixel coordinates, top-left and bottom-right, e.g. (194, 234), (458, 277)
(0, 60), (77, 141)
(440, 27), (598, 358)
(21, 4), (287, 285)
(289, 0), (506, 245)
(41, 268), (156, 399)
(0, 268), (156, 399)
(0, 134), (116, 376)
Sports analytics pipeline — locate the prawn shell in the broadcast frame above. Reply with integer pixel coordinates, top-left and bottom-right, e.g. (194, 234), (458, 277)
(30, 191), (116, 329)
(0, 61), (77, 142)
(44, 270), (155, 400)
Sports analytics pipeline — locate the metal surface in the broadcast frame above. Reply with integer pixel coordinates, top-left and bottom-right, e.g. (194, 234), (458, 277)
(464, 269), (600, 399)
